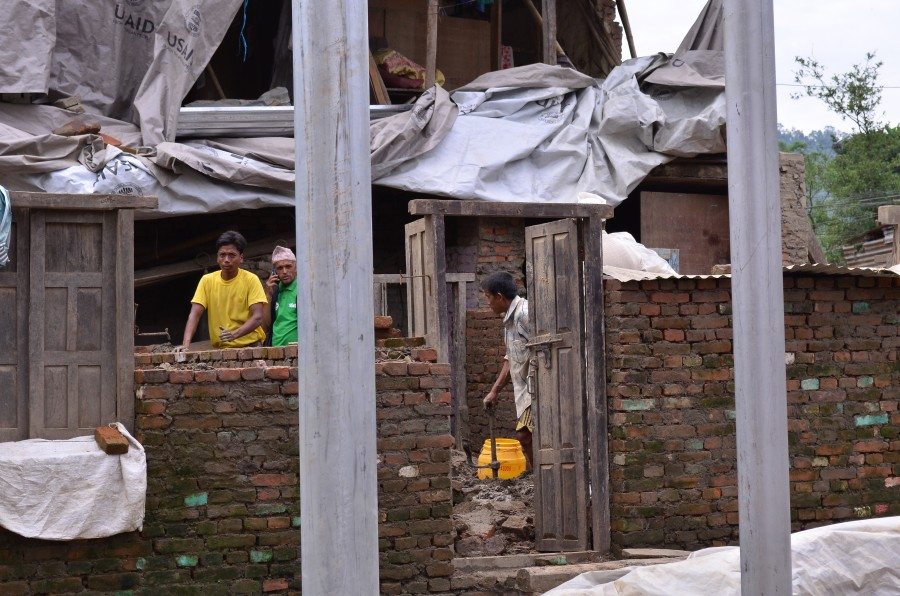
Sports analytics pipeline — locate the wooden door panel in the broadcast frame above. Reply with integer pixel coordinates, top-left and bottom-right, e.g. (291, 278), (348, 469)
(405, 218), (431, 338)
(0, 214), (28, 441)
(526, 218), (588, 552)
(30, 211), (118, 439)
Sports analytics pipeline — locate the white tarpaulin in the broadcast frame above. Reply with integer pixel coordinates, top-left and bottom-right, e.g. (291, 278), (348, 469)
(0, 0), (56, 94)
(0, 0), (728, 215)
(0, 0), (241, 143)
(372, 59), (724, 206)
(546, 517), (900, 596)
(0, 423), (147, 540)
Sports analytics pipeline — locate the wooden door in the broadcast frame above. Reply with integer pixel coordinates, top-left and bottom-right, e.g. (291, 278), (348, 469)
(525, 218), (588, 552)
(0, 211), (30, 442)
(29, 211), (119, 439)
(405, 218), (432, 339)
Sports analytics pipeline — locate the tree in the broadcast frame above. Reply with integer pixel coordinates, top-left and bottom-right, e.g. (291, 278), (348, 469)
(791, 53), (899, 263)
(793, 52), (884, 135)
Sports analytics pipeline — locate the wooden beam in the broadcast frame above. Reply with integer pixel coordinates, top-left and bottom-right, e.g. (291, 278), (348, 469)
(450, 280), (470, 449)
(8, 192), (158, 211)
(429, 214), (451, 363)
(292, 0), (379, 590)
(116, 209), (135, 432)
(616, 0), (637, 58)
(135, 236), (294, 288)
(724, 0), (791, 591)
(425, 0), (439, 89)
(581, 215), (610, 553)
(522, 0), (567, 62)
(490, 0), (503, 71)
(368, 50), (391, 105)
(408, 198), (614, 220)
(541, 0), (557, 65)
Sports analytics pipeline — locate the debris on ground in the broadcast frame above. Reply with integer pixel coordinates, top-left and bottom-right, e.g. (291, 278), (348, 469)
(451, 449), (536, 556)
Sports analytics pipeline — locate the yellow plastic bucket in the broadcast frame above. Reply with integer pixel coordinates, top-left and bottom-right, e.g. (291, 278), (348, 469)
(476, 438), (527, 480)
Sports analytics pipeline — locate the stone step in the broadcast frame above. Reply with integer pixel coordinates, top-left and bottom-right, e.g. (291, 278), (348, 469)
(515, 557), (685, 594)
(453, 551), (603, 572)
(621, 548), (693, 559)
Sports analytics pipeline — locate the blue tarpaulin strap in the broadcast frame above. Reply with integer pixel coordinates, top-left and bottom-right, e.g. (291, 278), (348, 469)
(0, 186), (11, 268)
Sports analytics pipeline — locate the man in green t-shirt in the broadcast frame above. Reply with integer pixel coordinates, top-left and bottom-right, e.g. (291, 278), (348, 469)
(262, 246), (298, 346)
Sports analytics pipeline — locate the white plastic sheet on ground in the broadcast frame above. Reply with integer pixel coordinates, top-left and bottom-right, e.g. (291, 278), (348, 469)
(0, 423), (147, 540)
(545, 517), (900, 596)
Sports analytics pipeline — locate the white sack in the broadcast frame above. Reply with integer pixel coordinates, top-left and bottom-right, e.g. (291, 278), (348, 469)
(27, 153), (293, 219)
(602, 232), (677, 275)
(546, 517), (900, 596)
(0, 423), (147, 540)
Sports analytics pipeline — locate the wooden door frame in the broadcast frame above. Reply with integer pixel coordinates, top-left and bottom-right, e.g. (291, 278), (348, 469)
(7, 192), (155, 438)
(408, 198), (613, 553)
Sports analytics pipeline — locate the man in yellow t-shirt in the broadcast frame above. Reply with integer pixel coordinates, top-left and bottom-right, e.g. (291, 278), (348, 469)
(177, 231), (268, 350)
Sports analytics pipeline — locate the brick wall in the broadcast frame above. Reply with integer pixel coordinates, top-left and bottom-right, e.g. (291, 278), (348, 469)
(0, 349), (453, 595)
(605, 273), (899, 549)
(475, 218), (526, 309)
(465, 309), (519, 449)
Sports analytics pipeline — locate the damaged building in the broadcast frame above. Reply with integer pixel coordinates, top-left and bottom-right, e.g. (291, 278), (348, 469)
(0, 0), (896, 594)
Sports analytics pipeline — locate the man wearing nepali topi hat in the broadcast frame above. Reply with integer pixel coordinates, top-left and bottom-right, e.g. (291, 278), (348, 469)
(262, 245), (298, 347)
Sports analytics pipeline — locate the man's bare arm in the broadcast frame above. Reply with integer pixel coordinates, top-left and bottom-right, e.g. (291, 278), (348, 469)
(179, 303), (206, 350)
(483, 360), (511, 407)
(220, 303), (264, 342)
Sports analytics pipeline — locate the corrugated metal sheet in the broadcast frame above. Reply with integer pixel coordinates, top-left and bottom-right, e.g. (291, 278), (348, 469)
(842, 226), (895, 268)
(603, 263), (899, 282)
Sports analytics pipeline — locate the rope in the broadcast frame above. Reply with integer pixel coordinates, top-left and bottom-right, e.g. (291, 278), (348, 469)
(239, 0), (250, 62)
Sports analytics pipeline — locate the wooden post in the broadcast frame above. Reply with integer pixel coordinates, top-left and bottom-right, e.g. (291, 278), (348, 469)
(541, 0), (557, 65)
(291, 0), (379, 593)
(490, 0), (503, 71)
(425, 0), (439, 88)
(429, 214), (450, 363)
(616, 0), (637, 59)
(581, 215), (610, 553)
(723, 0), (791, 593)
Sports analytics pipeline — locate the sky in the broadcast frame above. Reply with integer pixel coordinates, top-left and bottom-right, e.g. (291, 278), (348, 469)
(624, 0), (900, 134)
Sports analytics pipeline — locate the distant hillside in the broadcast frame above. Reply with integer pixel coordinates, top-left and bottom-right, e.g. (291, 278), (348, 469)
(777, 125), (844, 157)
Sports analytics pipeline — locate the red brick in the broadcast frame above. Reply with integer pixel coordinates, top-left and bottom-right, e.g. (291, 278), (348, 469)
(241, 367), (265, 381)
(217, 368), (242, 382)
(265, 366), (291, 380)
(408, 362), (431, 375)
(381, 362), (408, 376)
(251, 474), (295, 487)
(193, 370), (218, 383)
(168, 370), (194, 384)
(263, 579), (290, 592)
(136, 369), (169, 383)
(412, 348), (438, 363)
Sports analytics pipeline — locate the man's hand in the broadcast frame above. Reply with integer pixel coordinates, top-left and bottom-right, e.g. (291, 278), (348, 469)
(219, 327), (238, 342)
(264, 274), (278, 295)
(483, 390), (498, 409)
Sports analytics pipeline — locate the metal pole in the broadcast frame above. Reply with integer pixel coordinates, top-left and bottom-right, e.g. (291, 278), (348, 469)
(723, 1), (791, 594)
(292, 0), (379, 594)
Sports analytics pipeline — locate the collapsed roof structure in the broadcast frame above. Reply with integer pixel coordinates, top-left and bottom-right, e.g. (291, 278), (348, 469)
(0, 0), (729, 218)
